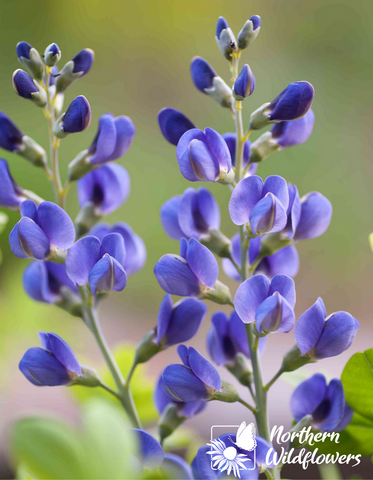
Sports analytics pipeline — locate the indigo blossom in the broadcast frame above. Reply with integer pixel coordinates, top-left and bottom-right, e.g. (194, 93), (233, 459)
(291, 374), (353, 432)
(176, 127), (233, 183)
(293, 190), (333, 241)
(132, 429), (164, 470)
(12, 70), (47, 107)
(233, 64), (256, 100)
(16, 41), (44, 80)
(54, 95), (91, 138)
(77, 163), (130, 215)
(235, 274), (296, 334)
(156, 294), (207, 347)
(215, 17), (236, 60)
(158, 108), (196, 146)
(65, 233), (127, 294)
(9, 200), (75, 260)
(222, 132), (257, 175)
(162, 345), (222, 403)
(44, 43), (61, 66)
(160, 187), (220, 240)
(154, 238), (218, 297)
(19, 332), (82, 386)
(250, 81), (314, 130)
(229, 175), (289, 234)
(56, 48), (95, 92)
(237, 15), (261, 50)
(0, 158), (25, 209)
(294, 298), (359, 359)
(89, 223), (146, 276)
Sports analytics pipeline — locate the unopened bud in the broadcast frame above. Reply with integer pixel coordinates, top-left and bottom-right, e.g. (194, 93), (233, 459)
(250, 132), (280, 163)
(211, 380), (239, 403)
(237, 16), (261, 50)
(202, 280), (233, 306)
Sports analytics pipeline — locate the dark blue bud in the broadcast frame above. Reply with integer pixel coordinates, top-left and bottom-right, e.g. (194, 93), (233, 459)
(12, 70), (37, 99)
(190, 57), (217, 93)
(0, 158), (24, 209)
(268, 81), (314, 122)
(158, 108), (196, 146)
(55, 95), (91, 137)
(250, 15), (261, 30)
(215, 17), (236, 60)
(216, 17), (229, 39)
(237, 16), (261, 49)
(233, 64), (256, 100)
(44, 43), (61, 66)
(16, 42), (44, 80)
(16, 41), (32, 60)
(0, 112), (24, 152)
(72, 48), (94, 76)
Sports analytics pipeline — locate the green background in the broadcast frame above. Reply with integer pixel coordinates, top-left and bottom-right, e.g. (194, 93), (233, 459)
(0, 0), (372, 477)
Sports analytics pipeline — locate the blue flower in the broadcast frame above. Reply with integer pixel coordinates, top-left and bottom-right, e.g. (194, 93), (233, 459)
(215, 17), (236, 60)
(16, 41), (33, 60)
(16, 41), (44, 80)
(268, 81), (314, 122)
(19, 332), (82, 386)
(237, 15), (262, 50)
(294, 298), (359, 359)
(132, 429), (164, 469)
(0, 112), (24, 152)
(291, 374), (353, 432)
(154, 238), (219, 297)
(154, 374), (206, 418)
(56, 49), (95, 92)
(89, 223), (146, 276)
(207, 310), (266, 366)
(156, 294), (207, 347)
(233, 64), (256, 100)
(78, 163), (130, 215)
(54, 95), (91, 137)
(44, 43), (61, 66)
(161, 187), (220, 240)
(9, 200), (75, 260)
(86, 113), (136, 165)
(162, 345), (222, 403)
(0, 158), (25, 209)
(293, 189), (332, 242)
(190, 57), (217, 93)
(176, 127), (233, 183)
(222, 234), (299, 281)
(23, 261), (78, 303)
(65, 233), (127, 294)
(229, 175), (289, 234)
(271, 109), (315, 148)
(158, 108), (196, 146)
(222, 133), (257, 175)
(235, 274), (296, 334)
(12, 70), (47, 107)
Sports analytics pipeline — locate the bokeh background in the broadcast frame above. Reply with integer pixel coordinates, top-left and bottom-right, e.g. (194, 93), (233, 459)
(0, 0), (373, 478)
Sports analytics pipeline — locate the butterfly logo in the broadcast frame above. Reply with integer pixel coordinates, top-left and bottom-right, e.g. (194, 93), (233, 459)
(230, 421), (257, 452)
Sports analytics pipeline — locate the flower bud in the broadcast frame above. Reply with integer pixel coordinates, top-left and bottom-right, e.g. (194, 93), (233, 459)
(202, 280), (233, 306)
(249, 132), (280, 163)
(233, 64), (256, 100)
(237, 15), (261, 49)
(16, 41), (44, 80)
(0, 158), (25, 209)
(12, 70), (47, 107)
(56, 48), (94, 93)
(215, 17), (236, 60)
(44, 43), (61, 66)
(54, 95), (91, 138)
(157, 108), (195, 146)
(75, 364), (102, 387)
(211, 380), (240, 403)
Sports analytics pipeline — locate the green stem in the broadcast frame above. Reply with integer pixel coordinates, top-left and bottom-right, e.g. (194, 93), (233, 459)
(79, 287), (142, 429)
(264, 367), (284, 391)
(99, 381), (120, 398)
(237, 397), (257, 414)
(125, 361), (138, 386)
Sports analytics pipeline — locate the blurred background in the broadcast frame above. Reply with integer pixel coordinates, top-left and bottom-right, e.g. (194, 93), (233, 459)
(0, 0), (373, 478)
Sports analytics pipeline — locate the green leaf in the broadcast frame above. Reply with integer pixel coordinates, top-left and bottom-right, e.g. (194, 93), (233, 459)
(72, 344), (157, 424)
(11, 417), (83, 479)
(341, 348), (373, 422)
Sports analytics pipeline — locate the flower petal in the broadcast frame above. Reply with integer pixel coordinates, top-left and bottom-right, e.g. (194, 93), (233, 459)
(271, 110), (315, 148)
(188, 347), (221, 391)
(314, 312), (359, 359)
(235, 275), (271, 324)
(88, 114), (116, 164)
(294, 192), (332, 241)
(37, 202), (75, 250)
(39, 332), (81, 375)
(315, 379), (345, 431)
(160, 196), (184, 240)
(205, 127), (232, 173)
(263, 175), (289, 211)
(290, 373), (327, 422)
(154, 254), (200, 296)
(14, 218), (50, 259)
(65, 236), (101, 285)
(189, 140), (220, 182)
(100, 232), (126, 266)
(158, 108), (195, 146)
(107, 116), (136, 162)
(132, 429), (164, 469)
(270, 274), (296, 308)
(112, 223), (146, 276)
(294, 298), (326, 355)
(186, 238), (219, 288)
(162, 364), (209, 402)
(19, 347), (71, 386)
(229, 176), (263, 226)
(156, 294), (173, 344)
(249, 194), (287, 235)
(165, 298), (207, 346)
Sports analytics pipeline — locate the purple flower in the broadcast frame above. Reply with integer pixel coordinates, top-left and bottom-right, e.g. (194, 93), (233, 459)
(86, 113), (135, 165)
(291, 374), (353, 432)
(268, 81), (314, 122)
(44, 43), (61, 66)
(55, 95), (91, 137)
(16, 41), (44, 80)
(65, 233), (127, 294)
(0, 158), (25, 209)
(233, 64), (256, 100)
(215, 17), (236, 60)
(12, 70), (46, 107)
(78, 163), (130, 215)
(294, 298), (359, 359)
(222, 234), (299, 281)
(229, 175), (289, 234)
(16, 41), (32, 60)
(154, 238), (219, 297)
(190, 57), (217, 93)
(23, 261), (78, 303)
(0, 112), (24, 152)
(156, 294), (207, 347)
(160, 187), (220, 240)
(237, 15), (261, 50)
(56, 49), (95, 92)
(132, 429), (164, 469)
(154, 374), (206, 419)
(271, 109), (315, 148)
(89, 222), (146, 276)
(158, 108), (196, 146)
(222, 133), (257, 175)
(19, 332), (82, 386)
(9, 200), (75, 260)
(207, 310), (266, 366)
(235, 274), (296, 334)
(162, 345), (222, 403)
(176, 127), (232, 183)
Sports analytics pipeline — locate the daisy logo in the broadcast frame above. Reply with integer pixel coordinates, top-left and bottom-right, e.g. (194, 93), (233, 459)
(207, 421), (257, 478)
